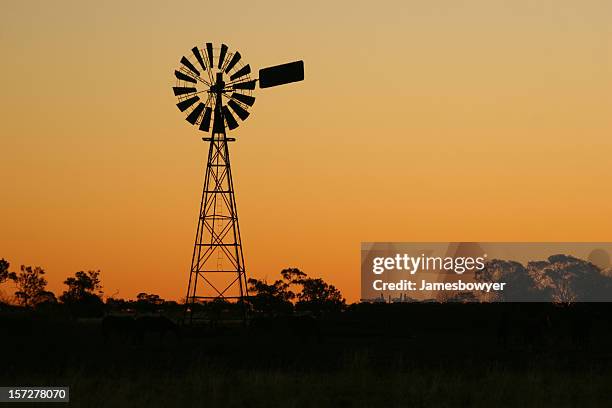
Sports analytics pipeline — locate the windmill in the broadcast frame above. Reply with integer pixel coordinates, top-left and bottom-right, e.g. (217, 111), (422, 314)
(172, 43), (304, 323)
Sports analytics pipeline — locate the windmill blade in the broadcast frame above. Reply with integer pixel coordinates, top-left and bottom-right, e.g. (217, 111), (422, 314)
(186, 103), (205, 125)
(224, 52), (241, 73)
(176, 96), (200, 112)
(229, 64), (251, 81)
(180, 56), (200, 77)
(228, 100), (250, 121)
(222, 106), (239, 130)
(231, 92), (255, 107)
(218, 44), (228, 69)
(206, 43), (214, 67)
(259, 60), (304, 88)
(191, 47), (206, 71)
(174, 70), (197, 84)
(232, 80), (256, 90)
(199, 107), (212, 131)
(173, 86), (197, 96)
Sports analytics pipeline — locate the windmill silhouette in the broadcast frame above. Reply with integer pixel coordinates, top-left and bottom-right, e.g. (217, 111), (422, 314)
(172, 42), (304, 324)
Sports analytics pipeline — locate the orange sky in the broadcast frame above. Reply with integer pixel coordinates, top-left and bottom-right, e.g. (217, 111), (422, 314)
(1, 0), (611, 302)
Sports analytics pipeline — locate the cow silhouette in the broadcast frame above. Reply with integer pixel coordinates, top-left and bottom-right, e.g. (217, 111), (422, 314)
(102, 315), (136, 342)
(135, 316), (180, 341)
(250, 314), (320, 341)
(102, 315), (180, 344)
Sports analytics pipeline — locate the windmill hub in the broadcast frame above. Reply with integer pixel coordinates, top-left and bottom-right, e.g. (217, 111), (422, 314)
(209, 82), (224, 93)
(209, 73), (225, 94)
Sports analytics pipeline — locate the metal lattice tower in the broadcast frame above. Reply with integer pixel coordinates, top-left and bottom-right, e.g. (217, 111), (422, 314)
(185, 131), (247, 321)
(172, 42), (304, 324)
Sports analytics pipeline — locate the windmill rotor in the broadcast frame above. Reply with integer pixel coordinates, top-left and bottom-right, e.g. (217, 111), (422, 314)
(173, 42), (304, 135)
(174, 43), (256, 133)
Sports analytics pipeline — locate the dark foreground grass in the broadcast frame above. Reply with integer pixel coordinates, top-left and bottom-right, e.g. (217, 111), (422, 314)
(5, 357), (611, 408)
(3, 304), (612, 407)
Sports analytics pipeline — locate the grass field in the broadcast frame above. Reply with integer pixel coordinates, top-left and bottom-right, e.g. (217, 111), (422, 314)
(2, 304), (612, 407)
(5, 354), (611, 407)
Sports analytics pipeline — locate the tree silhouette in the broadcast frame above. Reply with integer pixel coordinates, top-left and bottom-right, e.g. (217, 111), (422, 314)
(60, 270), (102, 303)
(281, 268), (307, 284)
(0, 258), (9, 284)
(476, 259), (542, 302)
(249, 268), (345, 315)
(36, 291), (57, 304)
(8, 265), (48, 307)
(60, 270), (104, 317)
(296, 277), (345, 314)
(528, 255), (612, 303)
(135, 292), (164, 312)
(136, 292), (164, 305)
(247, 277), (294, 315)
